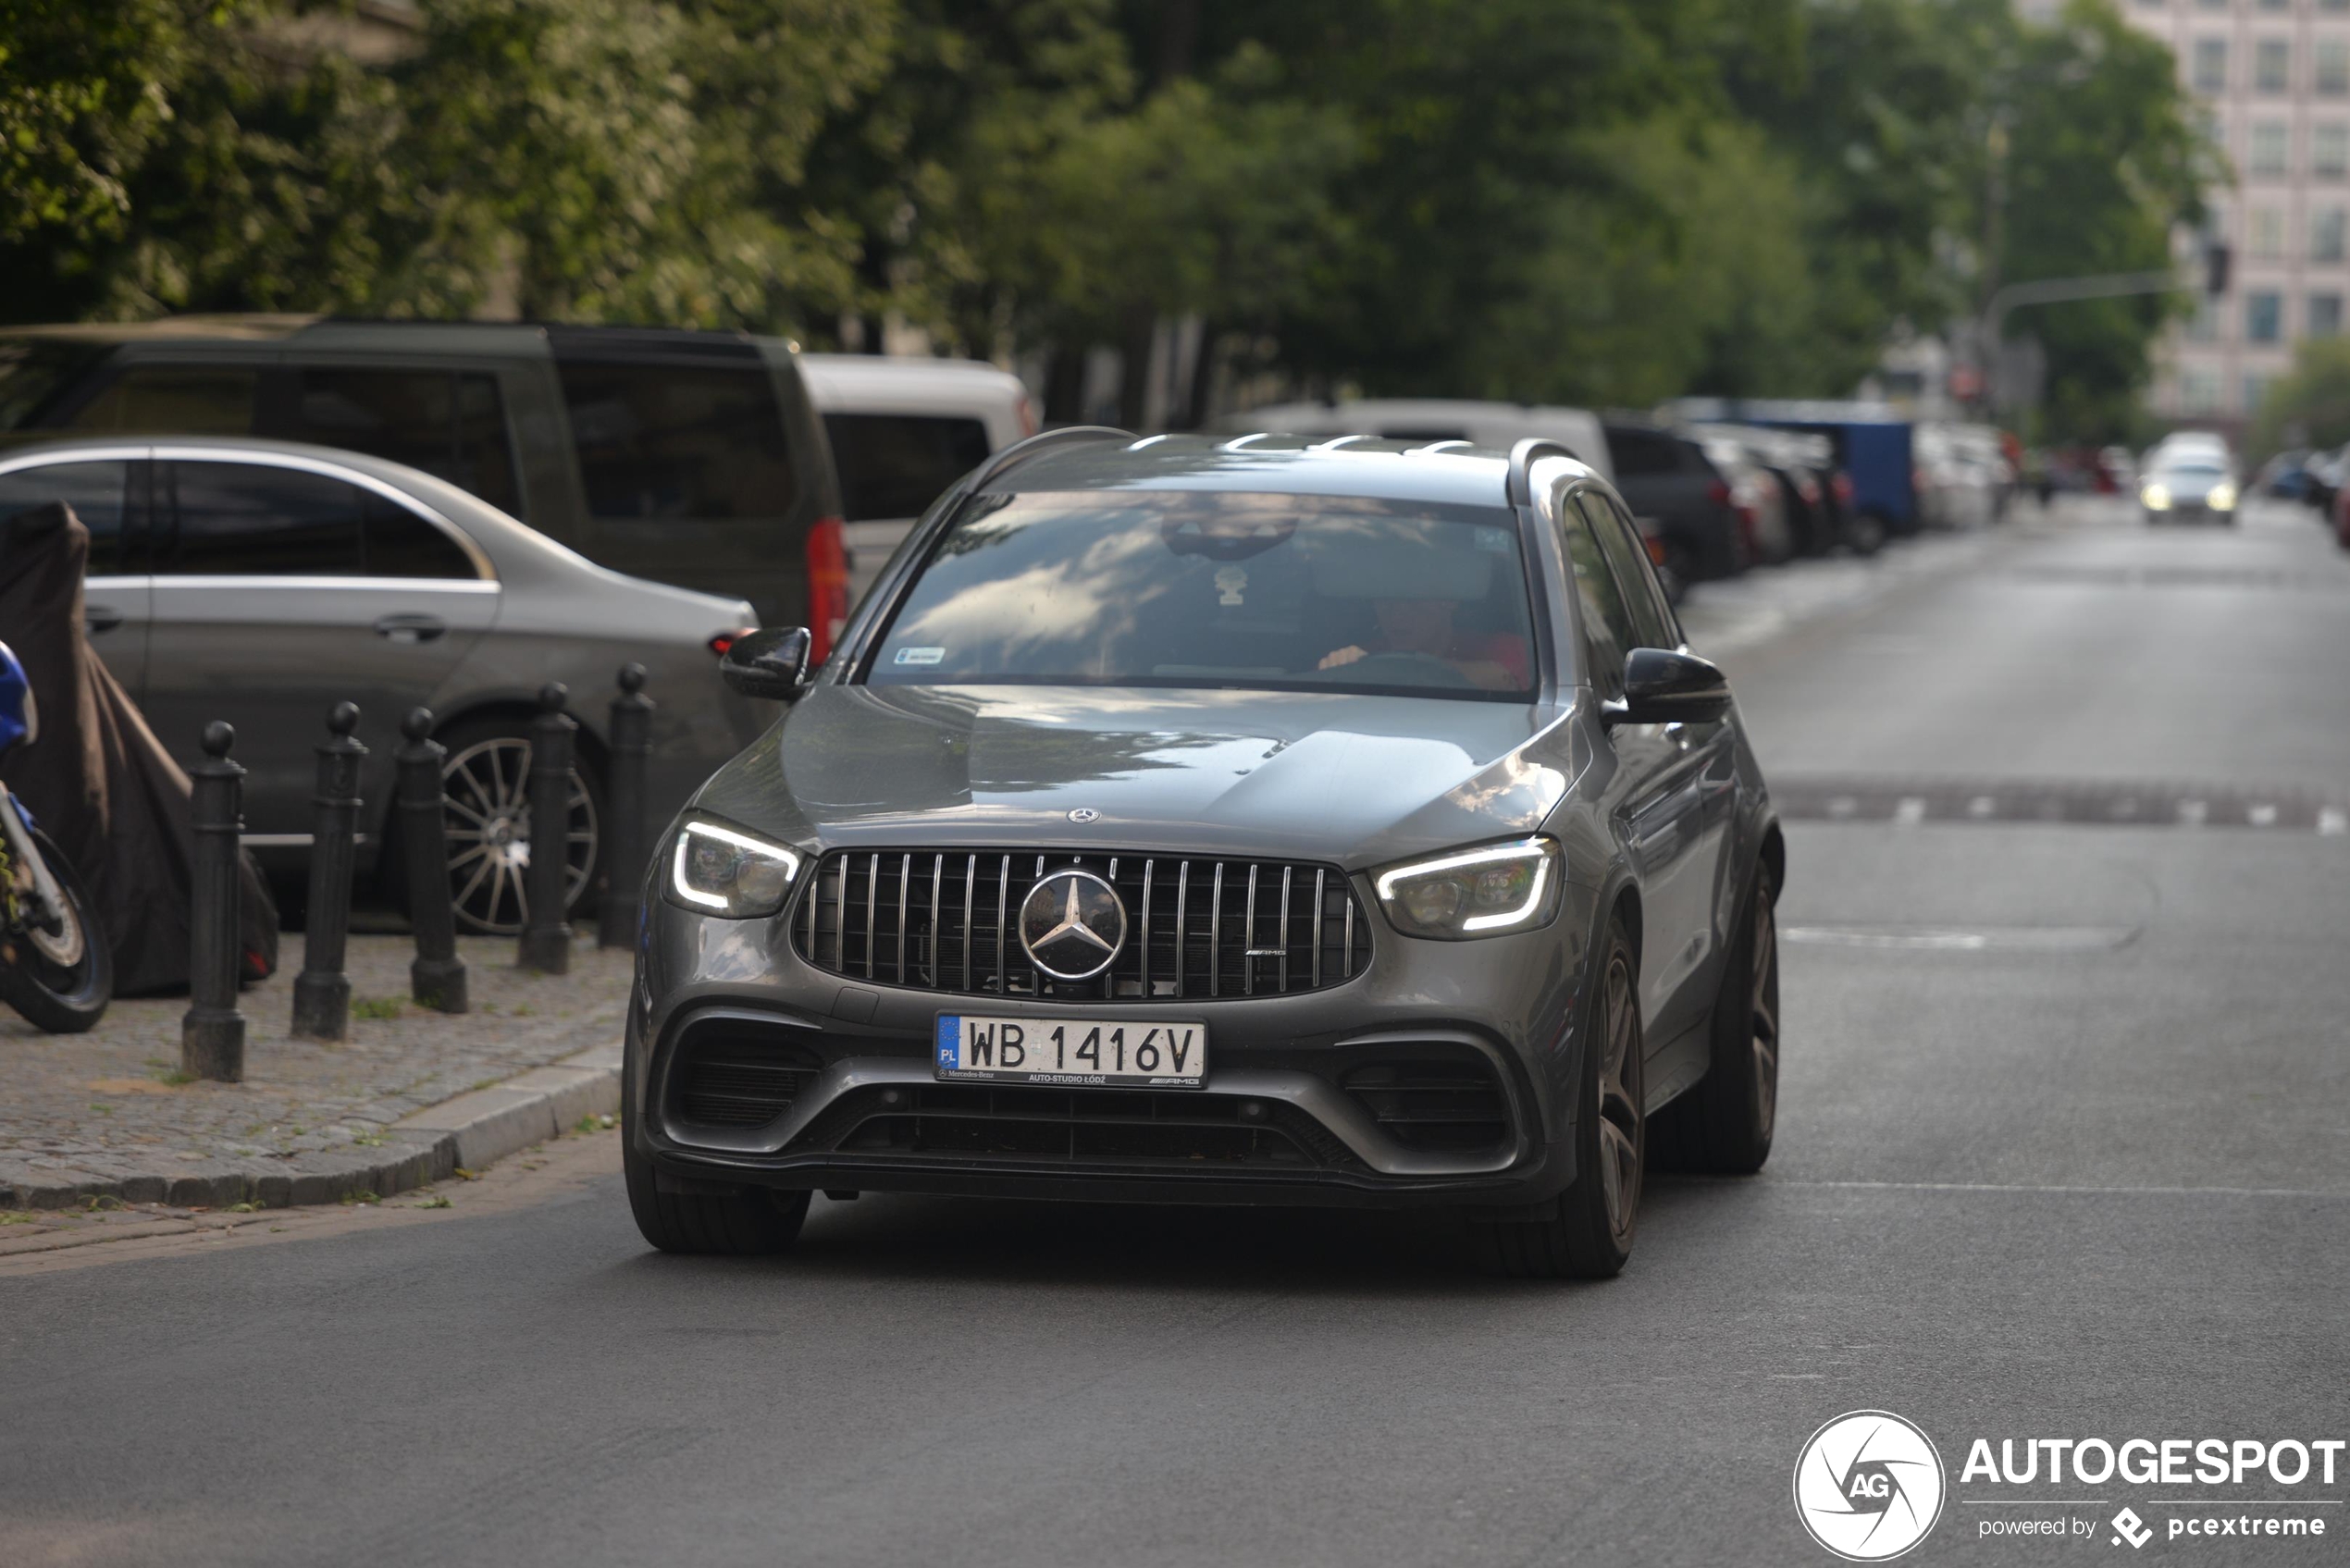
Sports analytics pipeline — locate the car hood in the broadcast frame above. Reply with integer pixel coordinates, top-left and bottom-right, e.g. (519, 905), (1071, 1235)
(689, 685), (1580, 870)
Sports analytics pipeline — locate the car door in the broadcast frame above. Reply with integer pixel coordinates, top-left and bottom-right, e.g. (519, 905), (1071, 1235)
(0, 450), (154, 693)
(1556, 489), (1721, 1053)
(1584, 491), (1736, 1040)
(142, 451), (499, 843)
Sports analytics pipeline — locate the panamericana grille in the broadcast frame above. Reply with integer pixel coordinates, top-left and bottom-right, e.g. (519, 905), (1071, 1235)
(1342, 1056), (1511, 1153)
(793, 1081), (1362, 1170)
(793, 850), (1371, 1001)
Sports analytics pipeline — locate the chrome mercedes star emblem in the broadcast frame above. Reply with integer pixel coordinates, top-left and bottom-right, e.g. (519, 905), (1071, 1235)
(1067, 807), (1101, 824)
(1018, 869), (1128, 981)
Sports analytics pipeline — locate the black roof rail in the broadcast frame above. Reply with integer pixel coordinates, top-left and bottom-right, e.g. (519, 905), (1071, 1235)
(966, 425), (1136, 491)
(1504, 437), (1586, 507)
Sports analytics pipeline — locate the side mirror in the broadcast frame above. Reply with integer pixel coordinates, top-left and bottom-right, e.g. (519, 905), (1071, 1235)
(1605, 647), (1730, 726)
(721, 626), (814, 701)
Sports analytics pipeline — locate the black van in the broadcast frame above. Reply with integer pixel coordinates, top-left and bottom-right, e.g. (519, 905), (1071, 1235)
(0, 317), (849, 651)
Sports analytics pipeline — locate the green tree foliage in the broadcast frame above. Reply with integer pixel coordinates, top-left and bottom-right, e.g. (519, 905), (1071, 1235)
(0, 0), (2219, 439)
(1988, 0), (2214, 438)
(0, 0), (373, 317)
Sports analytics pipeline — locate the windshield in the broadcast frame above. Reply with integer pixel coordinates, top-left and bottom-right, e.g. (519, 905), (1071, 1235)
(2154, 462), (2226, 480)
(865, 489), (1540, 700)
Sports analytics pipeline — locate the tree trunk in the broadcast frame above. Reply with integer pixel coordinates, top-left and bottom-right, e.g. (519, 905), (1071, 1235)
(1117, 308), (1156, 431)
(1043, 345), (1088, 426)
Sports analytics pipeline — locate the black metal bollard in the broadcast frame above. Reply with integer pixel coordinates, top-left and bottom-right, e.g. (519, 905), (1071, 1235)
(182, 722), (247, 1081)
(517, 683), (575, 974)
(291, 702), (366, 1041)
(599, 663), (653, 950)
(397, 708), (468, 1014)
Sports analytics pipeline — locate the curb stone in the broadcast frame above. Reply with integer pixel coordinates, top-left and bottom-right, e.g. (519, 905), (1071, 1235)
(0, 1042), (623, 1213)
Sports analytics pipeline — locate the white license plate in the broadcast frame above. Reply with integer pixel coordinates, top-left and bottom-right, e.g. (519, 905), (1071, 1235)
(934, 1015), (1207, 1089)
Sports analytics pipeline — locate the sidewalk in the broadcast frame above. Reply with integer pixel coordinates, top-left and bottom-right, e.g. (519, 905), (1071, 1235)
(0, 932), (632, 1217)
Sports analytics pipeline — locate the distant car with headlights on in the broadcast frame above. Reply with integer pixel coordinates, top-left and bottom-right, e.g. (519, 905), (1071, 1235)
(625, 427), (1787, 1278)
(2141, 451), (2237, 525)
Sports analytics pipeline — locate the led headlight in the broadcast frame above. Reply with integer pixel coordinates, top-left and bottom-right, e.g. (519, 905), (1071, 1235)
(1372, 836), (1563, 940)
(669, 819), (801, 918)
(2208, 481), (2237, 511)
(2141, 483), (2171, 511)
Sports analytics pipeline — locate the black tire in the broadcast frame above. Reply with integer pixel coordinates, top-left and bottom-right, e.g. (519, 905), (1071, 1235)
(623, 1101), (810, 1254)
(430, 714), (605, 936)
(0, 824), (111, 1033)
(1472, 913), (1644, 1279)
(1651, 860), (1779, 1174)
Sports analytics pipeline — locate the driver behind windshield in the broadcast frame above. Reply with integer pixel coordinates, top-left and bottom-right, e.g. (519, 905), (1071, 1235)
(868, 489), (1539, 701)
(1318, 596), (1528, 691)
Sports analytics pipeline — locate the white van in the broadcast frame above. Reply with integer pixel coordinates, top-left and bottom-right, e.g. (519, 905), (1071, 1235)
(1223, 399), (1614, 486)
(798, 354), (1035, 602)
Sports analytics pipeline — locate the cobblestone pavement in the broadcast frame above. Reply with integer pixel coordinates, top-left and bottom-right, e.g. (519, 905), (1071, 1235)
(0, 932), (631, 1210)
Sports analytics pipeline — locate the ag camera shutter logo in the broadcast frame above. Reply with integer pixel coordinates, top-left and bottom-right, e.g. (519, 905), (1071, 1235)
(1793, 1410), (1948, 1561)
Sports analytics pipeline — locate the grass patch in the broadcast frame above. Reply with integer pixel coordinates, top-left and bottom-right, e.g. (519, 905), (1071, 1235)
(350, 995), (403, 1021)
(414, 1194), (452, 1210)
(339, 1190), (380, 1206)
(0, 1211), (38, 1226)
(80, 1193), (127, 1213)
(150, 1068), (197, 1088)
(227, 1202), (259, 1215)
(348, 1129), (387, 1147)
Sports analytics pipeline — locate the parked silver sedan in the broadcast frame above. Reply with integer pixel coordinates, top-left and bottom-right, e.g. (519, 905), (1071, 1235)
(0, 436), (767, 932)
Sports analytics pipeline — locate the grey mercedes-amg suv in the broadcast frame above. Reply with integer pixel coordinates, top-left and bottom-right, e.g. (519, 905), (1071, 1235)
(625, 428), (1785, 1277)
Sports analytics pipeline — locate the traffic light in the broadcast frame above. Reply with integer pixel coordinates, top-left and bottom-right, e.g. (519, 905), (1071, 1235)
(2206, 240), (2232, 297)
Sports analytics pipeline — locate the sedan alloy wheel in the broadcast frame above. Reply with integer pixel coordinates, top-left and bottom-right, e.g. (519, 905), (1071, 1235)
(440, 736), (598, 935)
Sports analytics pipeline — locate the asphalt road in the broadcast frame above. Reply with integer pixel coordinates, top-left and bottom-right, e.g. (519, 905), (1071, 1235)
(6, 496), (2346, 1568)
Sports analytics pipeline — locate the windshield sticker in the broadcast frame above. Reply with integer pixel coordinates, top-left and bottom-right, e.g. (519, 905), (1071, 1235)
(1214, 566), (1249, 606)
(894, 647), (946, 666)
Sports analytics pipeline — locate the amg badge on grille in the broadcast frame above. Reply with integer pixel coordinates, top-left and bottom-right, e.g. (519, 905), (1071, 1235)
(1018, 869), (1128, 980)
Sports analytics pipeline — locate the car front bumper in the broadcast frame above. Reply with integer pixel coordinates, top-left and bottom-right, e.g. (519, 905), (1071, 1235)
(625, 875), (1602, 1211)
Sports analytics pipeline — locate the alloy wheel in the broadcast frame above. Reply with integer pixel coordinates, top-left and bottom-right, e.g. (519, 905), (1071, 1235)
(1595, 950), (1644, 1242)
(1750, 883), (1780, 1143)
(440, 737), (598, 935)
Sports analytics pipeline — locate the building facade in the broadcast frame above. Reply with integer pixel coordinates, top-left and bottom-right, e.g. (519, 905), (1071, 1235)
(2102, 0), (2350, 425)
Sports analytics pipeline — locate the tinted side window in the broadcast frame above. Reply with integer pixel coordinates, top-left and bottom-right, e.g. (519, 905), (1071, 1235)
(1557, 492), (1638, 698)
(0, 461), (132, 574)
(1605, 427), (1681, 476)
(266, 369), (522, 518)
(1581, 495), (1676, 651)
(363, 490), (478, 579)
(167, 462), (361, 576)
(824, 413), (990, 522)
(556, 363), (794, 521)
(66, 366), (257, 436)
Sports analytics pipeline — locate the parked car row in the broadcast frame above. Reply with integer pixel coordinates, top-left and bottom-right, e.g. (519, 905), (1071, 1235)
(2257, 435), (2350, 549)
(0, 319), (1033, 932)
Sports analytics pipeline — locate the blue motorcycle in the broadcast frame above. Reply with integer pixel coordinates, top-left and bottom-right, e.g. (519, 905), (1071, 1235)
(0, 641), (109, 1031)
